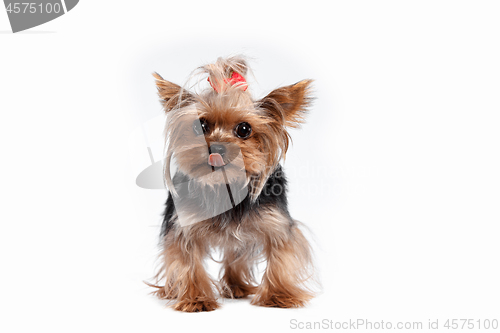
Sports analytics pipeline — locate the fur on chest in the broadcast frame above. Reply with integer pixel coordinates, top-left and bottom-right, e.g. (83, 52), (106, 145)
(161, 165), (292, 238)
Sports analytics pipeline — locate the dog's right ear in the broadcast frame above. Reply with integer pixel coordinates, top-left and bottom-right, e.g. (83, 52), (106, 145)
(153, 72), (194, 112)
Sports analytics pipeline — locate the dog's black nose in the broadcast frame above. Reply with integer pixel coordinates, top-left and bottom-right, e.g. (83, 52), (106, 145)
(209, 144), (226, 157)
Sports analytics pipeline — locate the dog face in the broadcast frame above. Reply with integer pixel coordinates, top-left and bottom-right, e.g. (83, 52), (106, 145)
(155, 56), (313, 200)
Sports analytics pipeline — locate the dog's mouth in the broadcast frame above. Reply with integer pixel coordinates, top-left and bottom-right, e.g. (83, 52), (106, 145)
(174, 143), (242, 176)
(208, 153), (226, 167)
(206, 142), (238, 168)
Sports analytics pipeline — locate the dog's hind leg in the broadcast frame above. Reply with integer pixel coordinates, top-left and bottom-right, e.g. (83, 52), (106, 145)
(220, 245), (258, 299)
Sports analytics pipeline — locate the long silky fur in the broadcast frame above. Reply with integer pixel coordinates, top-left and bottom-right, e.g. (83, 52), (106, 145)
(149, 56), (316, 312)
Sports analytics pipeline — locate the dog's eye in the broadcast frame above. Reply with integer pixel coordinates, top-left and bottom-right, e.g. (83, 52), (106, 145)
(234, 122), (252, 139)
(193, 118), (209, 136)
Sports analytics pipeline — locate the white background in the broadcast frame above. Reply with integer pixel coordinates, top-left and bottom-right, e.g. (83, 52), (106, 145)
(1, 1), (499, 332)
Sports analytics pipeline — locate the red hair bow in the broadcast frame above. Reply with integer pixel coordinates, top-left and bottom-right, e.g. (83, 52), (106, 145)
(208, 71), (248, 93)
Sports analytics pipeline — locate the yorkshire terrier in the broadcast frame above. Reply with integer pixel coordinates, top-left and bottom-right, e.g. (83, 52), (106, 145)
(149, 56), (315, 312)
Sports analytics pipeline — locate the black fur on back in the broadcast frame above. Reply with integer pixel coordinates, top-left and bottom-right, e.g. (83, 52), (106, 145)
(160, 165), (291, 238)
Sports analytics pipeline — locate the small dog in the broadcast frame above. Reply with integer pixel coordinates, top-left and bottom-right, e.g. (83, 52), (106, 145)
(150, 56), (315, 312)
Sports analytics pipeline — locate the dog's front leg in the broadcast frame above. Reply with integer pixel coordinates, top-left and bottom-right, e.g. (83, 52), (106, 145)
(251, 214), (314, 308)
(155, 232), (219, 312)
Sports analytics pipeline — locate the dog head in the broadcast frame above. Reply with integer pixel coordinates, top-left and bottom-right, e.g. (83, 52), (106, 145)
(155, 56), (313, 200)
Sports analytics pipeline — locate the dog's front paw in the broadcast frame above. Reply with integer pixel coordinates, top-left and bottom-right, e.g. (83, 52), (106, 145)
(173, 299), (219, 312)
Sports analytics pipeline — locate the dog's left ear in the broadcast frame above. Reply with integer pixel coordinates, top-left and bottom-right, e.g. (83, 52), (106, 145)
(153, 72), (194, 112)
(258, 80), (313, 128)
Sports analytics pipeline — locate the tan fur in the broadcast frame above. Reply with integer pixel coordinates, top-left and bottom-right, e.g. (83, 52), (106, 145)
(149, 56), (316, 312)
(151, 207), (314, 311)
